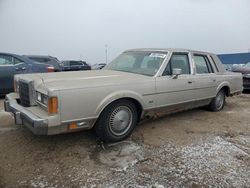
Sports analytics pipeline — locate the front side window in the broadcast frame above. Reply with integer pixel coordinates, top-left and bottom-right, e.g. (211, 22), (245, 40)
(194, 55), (214, 74)
(163, 53), (190, 76)
(105, 52), (167, 76)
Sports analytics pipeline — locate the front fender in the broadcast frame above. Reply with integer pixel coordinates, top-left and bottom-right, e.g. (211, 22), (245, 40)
(95, 90), (146, 116)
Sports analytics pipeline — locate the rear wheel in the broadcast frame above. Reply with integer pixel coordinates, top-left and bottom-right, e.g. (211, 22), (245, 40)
(208, 89), (226, 111)
(95, 100), (138, 142)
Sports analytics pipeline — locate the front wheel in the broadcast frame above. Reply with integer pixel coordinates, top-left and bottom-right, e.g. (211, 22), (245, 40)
(208, 89), (226, 111)
(94, 100), (138, 142)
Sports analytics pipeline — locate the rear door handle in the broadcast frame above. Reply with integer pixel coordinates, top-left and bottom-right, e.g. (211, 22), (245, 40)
(15, 67), (20, 71)
(21, 67), (26, 70)
(188, 81), (193, 84)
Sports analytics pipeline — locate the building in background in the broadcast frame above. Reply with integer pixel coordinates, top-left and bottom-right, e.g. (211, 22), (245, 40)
(218, 52), (250, 65)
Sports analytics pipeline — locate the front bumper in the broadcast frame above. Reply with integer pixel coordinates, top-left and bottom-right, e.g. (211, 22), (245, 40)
(4, 93), (48, 135)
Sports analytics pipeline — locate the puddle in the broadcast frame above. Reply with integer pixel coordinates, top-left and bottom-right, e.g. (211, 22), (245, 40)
(97, 141), (144, 171)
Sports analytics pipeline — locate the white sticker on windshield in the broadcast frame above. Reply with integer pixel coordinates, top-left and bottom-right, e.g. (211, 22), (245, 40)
(149, 53), (167, 58)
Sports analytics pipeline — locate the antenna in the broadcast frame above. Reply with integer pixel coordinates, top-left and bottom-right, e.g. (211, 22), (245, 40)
(105, 44), (108, 64)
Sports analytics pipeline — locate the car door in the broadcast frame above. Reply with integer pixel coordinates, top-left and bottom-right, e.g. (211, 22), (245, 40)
(70, 61), (83, 71)
(0, 55), (28, 93)
(155, 52), (197, 109)
(191, 53), (218, 99)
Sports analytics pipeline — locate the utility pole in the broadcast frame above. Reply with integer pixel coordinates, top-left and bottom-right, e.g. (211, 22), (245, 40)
(105, 44), (108, 64)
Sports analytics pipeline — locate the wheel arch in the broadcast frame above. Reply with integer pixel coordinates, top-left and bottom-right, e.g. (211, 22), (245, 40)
(217, 82), (231, 97)
(95, 90), (145, 121)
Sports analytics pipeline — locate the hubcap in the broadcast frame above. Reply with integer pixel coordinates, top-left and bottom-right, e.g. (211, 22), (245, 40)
(109, 106), (133, 136)
(216, 92), (224, 109)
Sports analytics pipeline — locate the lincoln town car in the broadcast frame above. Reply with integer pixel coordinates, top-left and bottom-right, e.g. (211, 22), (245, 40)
(5, 49), (243, 142)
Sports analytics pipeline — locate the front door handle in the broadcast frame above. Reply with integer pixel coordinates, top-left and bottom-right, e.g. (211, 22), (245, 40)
(15, 67), (20, 71)
(188, 81), (193, 84)
(21, 67), (26, 70)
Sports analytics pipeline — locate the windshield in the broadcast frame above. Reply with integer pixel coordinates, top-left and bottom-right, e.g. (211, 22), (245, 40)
(104, 51), (167, 76)
(244, 62), (250, 68)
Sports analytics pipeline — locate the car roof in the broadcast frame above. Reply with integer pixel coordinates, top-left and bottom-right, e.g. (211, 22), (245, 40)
(25, 55), (56, 59)
(0, 52), (35, 63)
(124, 48), (214, 55)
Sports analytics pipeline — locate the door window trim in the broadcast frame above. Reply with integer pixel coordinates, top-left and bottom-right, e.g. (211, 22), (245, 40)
(193, 53), (216, 75)
(209, 55), (219, 72)
(162, 52), (192, 76)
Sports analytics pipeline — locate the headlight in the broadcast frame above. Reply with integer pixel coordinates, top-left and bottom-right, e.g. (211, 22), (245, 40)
(36, 92), (58, 114)
(37, 92), (48, 106)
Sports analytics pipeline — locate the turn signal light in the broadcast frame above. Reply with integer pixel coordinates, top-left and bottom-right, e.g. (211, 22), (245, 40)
(69, 123), (78, 130)
(48, 97), (58, 114)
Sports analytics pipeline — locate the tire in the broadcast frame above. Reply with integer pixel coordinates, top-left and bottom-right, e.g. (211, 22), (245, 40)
(94, 99), (138, 142)
(208, 89), (226, 112)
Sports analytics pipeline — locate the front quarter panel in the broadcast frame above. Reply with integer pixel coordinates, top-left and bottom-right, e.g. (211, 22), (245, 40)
(59, 79), (156, 124)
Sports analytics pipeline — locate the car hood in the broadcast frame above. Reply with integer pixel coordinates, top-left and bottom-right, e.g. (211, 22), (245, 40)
(16, 70), (152, 92)
(232, 66), (250, 74)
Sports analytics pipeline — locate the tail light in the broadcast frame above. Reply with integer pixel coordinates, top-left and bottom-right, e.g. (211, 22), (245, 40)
(47, 66), (55, 72)
(48, 97), (58, 114)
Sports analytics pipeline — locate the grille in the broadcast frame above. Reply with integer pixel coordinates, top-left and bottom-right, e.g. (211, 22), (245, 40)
(19, 81), (31, 107)
(243, 77), (250, 84)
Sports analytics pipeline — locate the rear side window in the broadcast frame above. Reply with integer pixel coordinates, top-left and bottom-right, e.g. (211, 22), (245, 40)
(62, 61), (69, 66)
(163, 53), (190, 76)
(0, 57), (13, 65)
(70, 61), (83, 66)
(30, 57), (50, 63)
(0, 55), (18, 65)
(194, 55), (214, 74)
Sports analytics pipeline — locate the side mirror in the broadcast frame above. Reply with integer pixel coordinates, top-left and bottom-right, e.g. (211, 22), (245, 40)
(172, 68), (182, 79)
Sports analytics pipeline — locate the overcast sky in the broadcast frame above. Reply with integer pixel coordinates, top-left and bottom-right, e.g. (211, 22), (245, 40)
(0, 0), (250, 64)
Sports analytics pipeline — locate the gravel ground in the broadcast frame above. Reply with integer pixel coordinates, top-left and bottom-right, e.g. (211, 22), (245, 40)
(0, 94), (250, 187)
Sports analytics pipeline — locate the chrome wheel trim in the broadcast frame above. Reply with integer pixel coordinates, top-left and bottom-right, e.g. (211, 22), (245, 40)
(216, 92), (224, 109)
(109, 106), (133, 136)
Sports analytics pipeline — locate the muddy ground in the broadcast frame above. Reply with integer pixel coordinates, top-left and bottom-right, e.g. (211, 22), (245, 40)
(0, 94), (250, 188)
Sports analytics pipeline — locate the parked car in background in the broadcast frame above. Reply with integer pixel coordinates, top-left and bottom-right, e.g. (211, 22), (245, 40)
(224, 64), (233, 71)
(5, 48), (242, 142)
(61, 60), (91, 71)
(24, 55), (62, 72)
(232, 62), (250, 90)
(92, 63), (106, 70)
(0, 53), (53, 95)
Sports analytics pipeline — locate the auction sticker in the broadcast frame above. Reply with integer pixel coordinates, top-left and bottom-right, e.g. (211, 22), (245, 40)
(149, 53), (167, 58)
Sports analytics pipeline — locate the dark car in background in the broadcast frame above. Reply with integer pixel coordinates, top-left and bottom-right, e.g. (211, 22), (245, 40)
(61, 60), (91, 71)
(0, 53), (53, 95)
(24, 55), (62, 72)
(91, 63), (106, 70)
(232, 62), (250, 90)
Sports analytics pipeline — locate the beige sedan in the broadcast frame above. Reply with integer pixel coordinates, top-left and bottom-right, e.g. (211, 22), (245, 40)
(5, 48), (242, 142)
